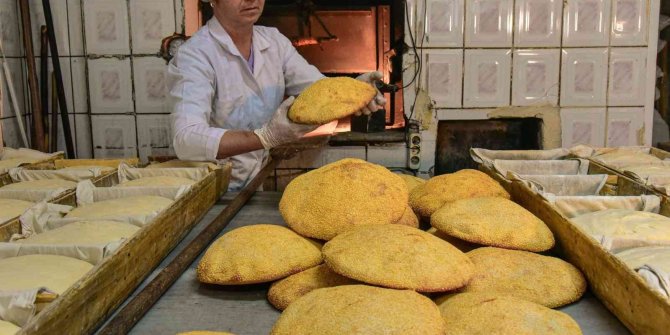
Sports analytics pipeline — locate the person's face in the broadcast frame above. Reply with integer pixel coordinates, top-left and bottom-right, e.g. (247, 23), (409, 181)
(212, 0), (265, 27)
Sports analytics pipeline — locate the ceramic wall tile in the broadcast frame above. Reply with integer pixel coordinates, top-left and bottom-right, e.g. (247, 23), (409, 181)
(130, 0), (176, 54)
(75, 114), (92, 158)
(0, 1), (22, 57)
(91, 115), (137, 158)
(137, 114), (173, 162)
(367, 144), (407, 167)
(563, 0), (611, 47)
(560, 48), (608, 107)
(512, 49), (560, 106)
(277, 149), (326, 169)
(608, 47), (647, 106)
(421, 0), (464, 47)
(560, 108), (607, 147)
(436, 109), (491, 120)
(83, 0), (130, 54)
(463, 49), (511, 108)
(0, 59), (26, 118)
(133, 57), (169, 113)
(515, 0), (563, 47)
(323, 146), (366, 164)
(88, 58), (133, 114)
(70, 57), (88, 114)
(28, 0), (70, 56)
(465, 0), (513, 47)
(606, 107), (644, 146)
(423, 49), (462, 108)
(611, 0), (647, 46)
(67, 0), (85, 56)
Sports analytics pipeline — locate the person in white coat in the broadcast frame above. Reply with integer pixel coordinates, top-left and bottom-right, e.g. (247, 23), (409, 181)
(167, 0), (385, 191)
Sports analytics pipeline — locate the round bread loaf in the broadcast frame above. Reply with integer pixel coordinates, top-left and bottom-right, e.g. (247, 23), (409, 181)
(197, 224), (322, 285)
(435, 293), (583, 335)
(2, 179), (76, 191)
(426, 227), (479, 252)
(0, 198), (34, 222)
(458, 247), (586, 308)
(287, 77), (377, 125)
(397, 174), (425, 192)
(323, 224), (474, 292)
(271, 285), (446, 335)
(409, 169), (510, 218)
(395, 205), (419, 227)
(280, 159), (408, 240)
(0, 255), (93, 294)
(268, 264), (358, 310)
(116, 176), (196, 187)
(431, 197), (554, 252)
(15, 221), (139, 245)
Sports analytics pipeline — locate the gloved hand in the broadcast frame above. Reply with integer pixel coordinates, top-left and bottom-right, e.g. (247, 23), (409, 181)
(355, 71), (387, 116)
(253, 96), (318, 150)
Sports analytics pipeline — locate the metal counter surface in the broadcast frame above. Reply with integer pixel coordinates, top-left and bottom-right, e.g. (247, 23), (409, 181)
(100, 192), (630, 335)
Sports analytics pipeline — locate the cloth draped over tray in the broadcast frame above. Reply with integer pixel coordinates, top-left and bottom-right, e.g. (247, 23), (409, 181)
(470, 148), (571, 164)
(8, 166), (111, 182)
(0, 288), (43, 327)
(540, 195), (661, 218)
(507, 173), (607, 197)
(493, 159), (589, 176)
(0, 148), (61, 161)
(623, 164), (670, 195)
(2, 202), (132, 264)
(616, 246), (670, 299)
(16, 180), (187, 235)
(117, 162), (209, 184)
(0, 166), (110, 202)
(75, 179), (187, 207)
(571, 210), (670, 252)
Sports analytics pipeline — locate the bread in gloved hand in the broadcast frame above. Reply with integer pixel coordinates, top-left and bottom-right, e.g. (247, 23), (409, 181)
(288, 77), (376, 125)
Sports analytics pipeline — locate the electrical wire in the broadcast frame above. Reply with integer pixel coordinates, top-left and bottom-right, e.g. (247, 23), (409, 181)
(408, 0), (426, 122)
(401, 0), (421, 90)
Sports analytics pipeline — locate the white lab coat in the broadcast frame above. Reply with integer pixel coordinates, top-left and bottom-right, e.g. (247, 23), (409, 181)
(167, 18), (323, 191)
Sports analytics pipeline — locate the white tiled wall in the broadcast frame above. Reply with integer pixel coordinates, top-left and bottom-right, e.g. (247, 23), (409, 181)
(409, 0), (659, 174)
(1, 0), (183, 160)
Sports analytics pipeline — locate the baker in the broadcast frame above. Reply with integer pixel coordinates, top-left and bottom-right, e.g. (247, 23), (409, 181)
(167, 0), (386, 191)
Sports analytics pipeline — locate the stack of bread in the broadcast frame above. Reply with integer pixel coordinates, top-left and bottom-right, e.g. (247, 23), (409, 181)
(195, 159), (587, 334)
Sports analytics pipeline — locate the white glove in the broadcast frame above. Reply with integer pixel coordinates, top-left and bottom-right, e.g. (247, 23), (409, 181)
(253, 96), (318, 150)
(355, 71), (387, 116)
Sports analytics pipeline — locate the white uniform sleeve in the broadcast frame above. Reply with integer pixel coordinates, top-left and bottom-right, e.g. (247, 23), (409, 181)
(276, 31), (324, 96)
(167, 45), (226, 162)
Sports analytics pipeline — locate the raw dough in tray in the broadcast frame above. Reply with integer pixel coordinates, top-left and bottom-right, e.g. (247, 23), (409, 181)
(0, 199), (34, 222)
(0, 254), (93, 294)
(14, 221), (139, 245)
(1, 179), (76, 191)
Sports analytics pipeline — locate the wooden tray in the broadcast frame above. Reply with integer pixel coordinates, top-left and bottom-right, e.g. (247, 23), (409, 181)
(0, 166), (120, 236)
(508, 180), (670, 335)
(10, 164), (231, 335)
(0, 153), (64, 187)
